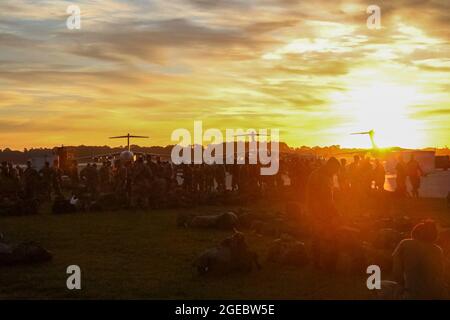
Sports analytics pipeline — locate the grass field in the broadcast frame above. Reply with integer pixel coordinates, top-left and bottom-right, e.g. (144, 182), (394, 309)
(1, 198), (448, 299)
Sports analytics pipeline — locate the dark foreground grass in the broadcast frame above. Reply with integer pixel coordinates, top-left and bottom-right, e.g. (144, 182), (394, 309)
(0, 198), (448, 299)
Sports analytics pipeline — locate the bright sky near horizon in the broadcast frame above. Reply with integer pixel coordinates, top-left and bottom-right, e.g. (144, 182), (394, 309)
(0, 0), (449, 150)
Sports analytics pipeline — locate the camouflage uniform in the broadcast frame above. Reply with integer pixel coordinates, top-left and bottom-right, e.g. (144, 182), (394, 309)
(214, 164), (226, 192)
(130, 159), (151, 209)
(51, 164), (62, 196)
(23, 162), (39, 199)
(99, 162), (112, 192)
(39, 163), (53, 200)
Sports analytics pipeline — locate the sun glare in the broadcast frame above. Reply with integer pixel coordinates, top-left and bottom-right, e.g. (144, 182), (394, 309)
(333, 83), (427, 148)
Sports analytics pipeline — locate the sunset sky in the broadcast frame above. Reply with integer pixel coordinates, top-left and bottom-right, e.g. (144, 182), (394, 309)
(0, 0), (449, 150)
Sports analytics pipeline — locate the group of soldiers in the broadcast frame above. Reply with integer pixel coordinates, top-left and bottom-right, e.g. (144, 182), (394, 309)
(335, 154), (424, 202)
(0, 159), (63, 215)
(70, 156), (319, 209)
(306, 156), (445, 299)
(0, 160), (63, 200)
(306, 154), (427, 273)
(338, 155), (386, 193)
(0, 154), (322, 212)
(0, 152), (424, 213)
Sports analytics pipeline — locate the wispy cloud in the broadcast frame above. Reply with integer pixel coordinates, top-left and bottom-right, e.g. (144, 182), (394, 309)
(0, 0), (448, 149)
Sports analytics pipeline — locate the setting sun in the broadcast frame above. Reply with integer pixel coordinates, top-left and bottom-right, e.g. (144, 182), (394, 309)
(334, 82), (427, 148)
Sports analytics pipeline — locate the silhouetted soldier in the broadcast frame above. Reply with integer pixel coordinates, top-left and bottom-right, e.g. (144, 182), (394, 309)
(337, 158), (349, 192)
(192, 165), (199, 192)
(81, 163), (98, 197)
(247, 162), (259, 192)
(7, 162), (20, 194)
(23, 160), (39, 199)
(15, 164), (24, 181)
(396, 156), (408, 197)
(214, 163), (226, 192)
(0, 162), (18, 197)
(274, 161), (283, 190)
(113, 160), (127, 201)
(51, 159), (62, 196)
(348, 155), (360, 190)
(407, 154), (423, 198)
(91, 163), (99, 196)
(130, 157), (151, 209)
(373, 159), (385, 190)
(229, 163), (240, 191)
(39, 161), (53, 200)
(306, 157), (341, 271)
(163, 162), (173, 186)
(204, 164), (214, 193)
(99, 161), (112, 192)
(80, 163), (89, 181)
(0, 162), (8, 179)
(239, 164), (249, 193)
(69, 160), (79, 189)
(393, 220), (445, 299)
(291, 158), (309, 199)
(7, 162), (17, 180)
(182, 164), (193, 193)
(347, 155), (363, 211)
(194, 164), (205, 193)
(359, 157), (374, 198)
(147, 156), (158, 177)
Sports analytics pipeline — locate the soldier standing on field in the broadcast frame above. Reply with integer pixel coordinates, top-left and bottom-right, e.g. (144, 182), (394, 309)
(39, 161), (53, 200)
(51, 159), (62, 196)
(23, 160), (39, 199)
(130, 157), (151, 210)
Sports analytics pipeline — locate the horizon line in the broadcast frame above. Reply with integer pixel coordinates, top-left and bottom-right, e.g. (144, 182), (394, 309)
(0, 143), (447, 153)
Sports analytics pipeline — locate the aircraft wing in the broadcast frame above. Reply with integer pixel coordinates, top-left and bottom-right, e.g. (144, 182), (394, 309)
(109, 135), (149, 139)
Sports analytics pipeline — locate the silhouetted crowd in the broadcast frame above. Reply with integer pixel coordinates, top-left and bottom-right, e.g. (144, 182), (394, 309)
(0, 159), (63, 215)
(64, 156), (322, 211)
(0, 153), (425, 215)
(303, 155), (447, 299)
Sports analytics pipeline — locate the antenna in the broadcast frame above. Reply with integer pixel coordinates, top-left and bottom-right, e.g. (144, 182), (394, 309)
(109, 133), (149, 151)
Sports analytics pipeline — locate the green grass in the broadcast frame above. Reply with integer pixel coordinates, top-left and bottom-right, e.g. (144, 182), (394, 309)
(0, 198), (448, 299)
